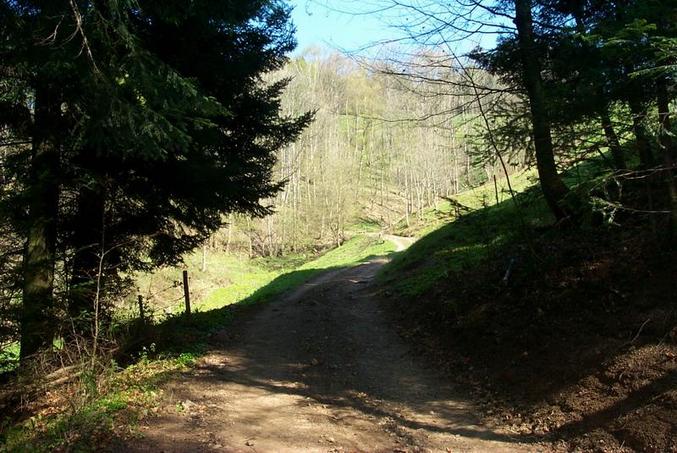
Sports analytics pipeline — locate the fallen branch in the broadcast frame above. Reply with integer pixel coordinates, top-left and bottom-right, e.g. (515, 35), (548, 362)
(629, 317), (652, 345)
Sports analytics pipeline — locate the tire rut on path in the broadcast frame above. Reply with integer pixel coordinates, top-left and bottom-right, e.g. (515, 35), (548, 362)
(124, 249), (546, 453)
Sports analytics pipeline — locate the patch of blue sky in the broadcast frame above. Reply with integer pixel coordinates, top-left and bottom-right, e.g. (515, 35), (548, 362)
(289, 0), (507, 57)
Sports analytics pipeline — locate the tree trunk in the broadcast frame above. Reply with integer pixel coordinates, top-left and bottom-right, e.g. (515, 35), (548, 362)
(20, 84), (60, 361)
(226, 218), (232, 254)
(657, 77), (677, 238)
(600, 107), (626, 170)
(628, 95), (654, 169)
(514, 0), (571, 221)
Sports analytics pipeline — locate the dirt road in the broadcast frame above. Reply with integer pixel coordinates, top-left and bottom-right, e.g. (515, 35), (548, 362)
(126, 241), (545, 452)
(380, 234), (414, 252)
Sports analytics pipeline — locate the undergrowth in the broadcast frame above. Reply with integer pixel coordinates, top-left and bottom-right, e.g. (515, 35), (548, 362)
(1, 352), (197, 452)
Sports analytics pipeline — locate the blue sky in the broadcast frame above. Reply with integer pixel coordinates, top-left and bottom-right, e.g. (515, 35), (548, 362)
(290, 1), (396, 53)
(288, 1), (502, 57)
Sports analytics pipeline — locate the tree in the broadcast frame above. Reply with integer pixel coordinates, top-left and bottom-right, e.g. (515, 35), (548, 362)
(315, 0), (677, 223)
(513, 0), (572, 220)
(314, 0), (577, 220)
(0, 0), (311, 359)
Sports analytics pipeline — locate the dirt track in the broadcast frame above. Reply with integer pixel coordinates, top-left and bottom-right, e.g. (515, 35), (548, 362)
(125, 242), (549, 452)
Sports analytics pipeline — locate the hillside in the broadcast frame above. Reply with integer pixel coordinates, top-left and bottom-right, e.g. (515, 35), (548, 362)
(378, 165), (677, 452)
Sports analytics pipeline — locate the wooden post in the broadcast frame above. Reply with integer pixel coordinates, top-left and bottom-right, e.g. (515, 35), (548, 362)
(182, 270), (191, 316)
(493, 174), (500, 205)
(137, 294), (146, 324)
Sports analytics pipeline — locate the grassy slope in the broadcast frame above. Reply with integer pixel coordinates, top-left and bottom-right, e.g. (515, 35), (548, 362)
(377, 163), (676, 452)
(381, 160), (627, 296)
(392, 169), (539, 238)
(381, 170), (550, 297)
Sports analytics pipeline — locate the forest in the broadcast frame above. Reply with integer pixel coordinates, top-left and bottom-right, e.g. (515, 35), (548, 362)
(0, 0), (675, 452)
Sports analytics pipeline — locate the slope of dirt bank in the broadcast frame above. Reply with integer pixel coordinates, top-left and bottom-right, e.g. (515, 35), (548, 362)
(383, 225), (676, 453)
(120, 256), (550, 452)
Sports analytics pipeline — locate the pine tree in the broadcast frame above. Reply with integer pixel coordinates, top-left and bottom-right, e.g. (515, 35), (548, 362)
(0, 0), (311, 359)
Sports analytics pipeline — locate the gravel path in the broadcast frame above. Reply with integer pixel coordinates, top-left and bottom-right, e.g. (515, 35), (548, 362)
(125, 239), (545, 453)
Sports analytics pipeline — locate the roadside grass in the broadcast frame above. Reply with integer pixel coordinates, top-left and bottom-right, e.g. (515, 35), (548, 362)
(1, 353), (198, 452)
(131, 251), (309, 316)
(0, 234), (395, 452)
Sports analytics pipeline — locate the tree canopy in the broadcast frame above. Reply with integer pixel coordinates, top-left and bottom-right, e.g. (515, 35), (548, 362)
(0, 0), (311, 359)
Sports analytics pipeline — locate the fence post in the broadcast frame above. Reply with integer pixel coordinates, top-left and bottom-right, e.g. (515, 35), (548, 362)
(182, 270), (191, 316)
(137, 294), (146, 324)
(493, 174), (500, 205)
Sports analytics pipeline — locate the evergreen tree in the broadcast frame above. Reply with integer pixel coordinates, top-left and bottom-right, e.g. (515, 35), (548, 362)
(0, 0), (311, 359)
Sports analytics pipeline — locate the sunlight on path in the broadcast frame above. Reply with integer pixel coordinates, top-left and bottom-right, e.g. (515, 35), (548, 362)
(124, 247), (545, 453)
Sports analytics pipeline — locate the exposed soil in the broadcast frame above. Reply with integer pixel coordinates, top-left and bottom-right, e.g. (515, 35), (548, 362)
(386, 226), (676, 453)
(121, 249), (549, 452)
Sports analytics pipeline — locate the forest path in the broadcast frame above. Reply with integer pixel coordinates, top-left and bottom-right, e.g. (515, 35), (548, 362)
(380, 234), (415, 252)
(124, 238), (543, 453)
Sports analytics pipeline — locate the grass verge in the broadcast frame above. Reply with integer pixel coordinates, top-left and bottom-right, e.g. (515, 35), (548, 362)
(1, 234), (395, 452)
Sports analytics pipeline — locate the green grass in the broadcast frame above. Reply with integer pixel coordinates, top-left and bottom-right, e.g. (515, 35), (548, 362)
(195, 258), (288, 311)
(346, 217), (385, 234)
(0, 342), (19, 373)
(132, 251), (307, 315)
(380, 170), (553, 297)
(300, 235), (395, 270)
(380, 157), (616, 298)
(1, 354), (196, 453)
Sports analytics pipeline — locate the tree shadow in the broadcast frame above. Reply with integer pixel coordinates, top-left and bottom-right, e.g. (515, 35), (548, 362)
(125, 250), (394, 359)
(126, 259), (545, 451)
(553, 370), (676, 437)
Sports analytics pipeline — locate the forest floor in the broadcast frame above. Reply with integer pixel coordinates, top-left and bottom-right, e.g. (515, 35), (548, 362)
(119, 238), (549, 453)
(380, 195), (676, 453)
